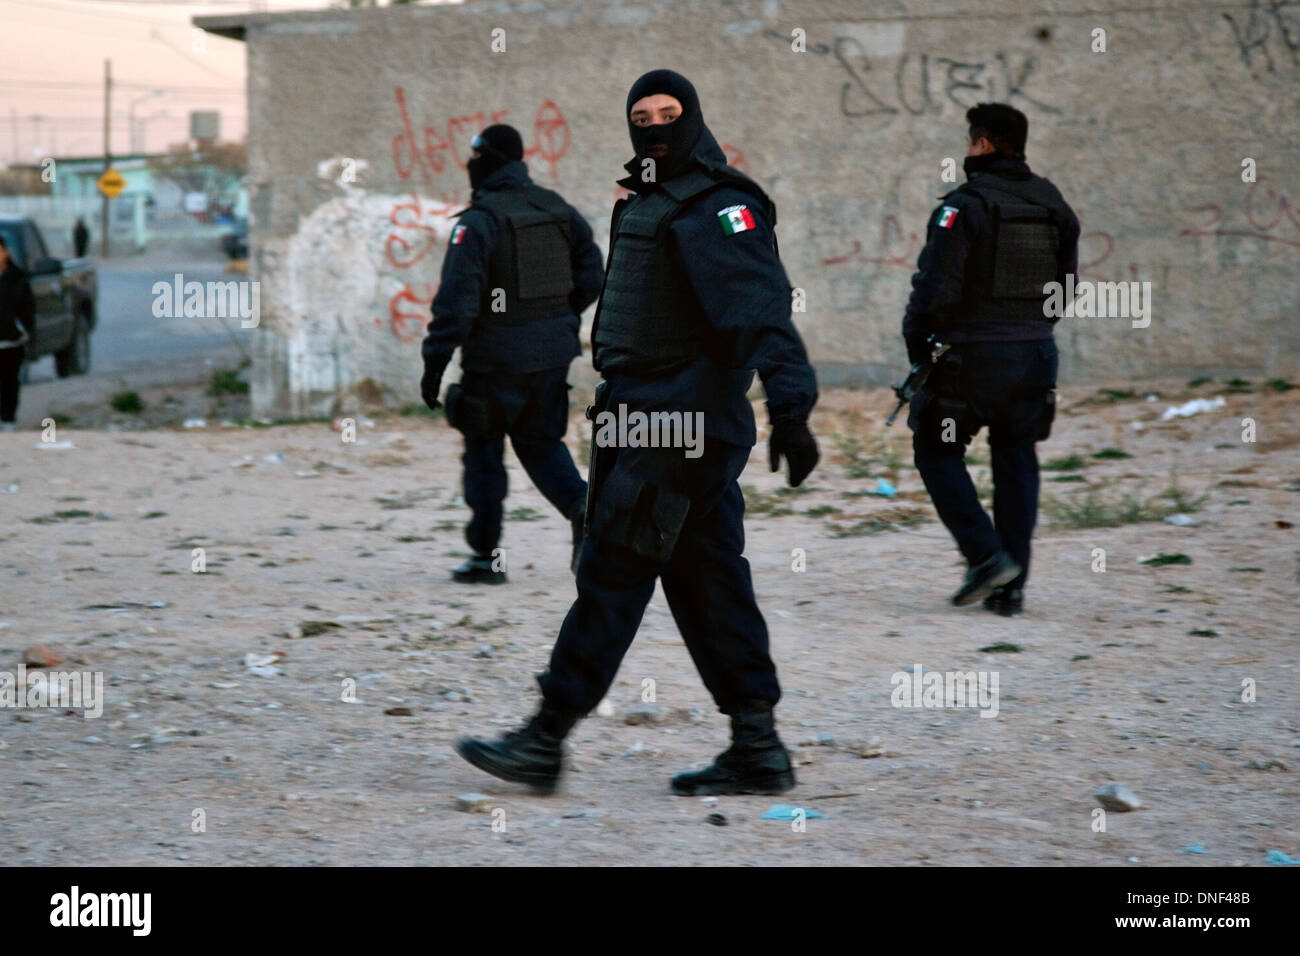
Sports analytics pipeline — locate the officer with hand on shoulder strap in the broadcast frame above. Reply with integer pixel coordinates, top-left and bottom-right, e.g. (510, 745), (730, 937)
(420, 125), (605, 583)
(903, 102), (1080, 615)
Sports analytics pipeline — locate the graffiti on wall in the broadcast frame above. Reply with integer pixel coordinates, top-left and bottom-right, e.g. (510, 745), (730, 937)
(378, 86), (571, 343)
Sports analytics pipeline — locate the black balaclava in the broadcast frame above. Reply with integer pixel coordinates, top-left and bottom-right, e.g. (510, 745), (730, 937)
(625, 69), (704, 184)
(468, 124), (524, 189)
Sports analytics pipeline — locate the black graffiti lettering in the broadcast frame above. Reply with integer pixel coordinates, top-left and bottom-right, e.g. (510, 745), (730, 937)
(895, 53), (938, 115)
(937, 57), (986, 109)
(994, 52), (1060, 114)
(835, 36), (897, 117)
(1224, 7), (1276, 72)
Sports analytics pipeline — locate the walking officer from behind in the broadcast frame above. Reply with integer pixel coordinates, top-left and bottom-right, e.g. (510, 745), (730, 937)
(421, 124), (605, 583)
(903, 102), (1080, 615)
(455, 69), (820, 797)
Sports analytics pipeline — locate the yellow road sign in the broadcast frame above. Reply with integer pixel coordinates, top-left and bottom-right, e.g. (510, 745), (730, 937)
(96, 168), (126, 199)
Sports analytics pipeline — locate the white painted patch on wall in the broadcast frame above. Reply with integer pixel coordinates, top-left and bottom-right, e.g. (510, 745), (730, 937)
(279, 189), (460, 403)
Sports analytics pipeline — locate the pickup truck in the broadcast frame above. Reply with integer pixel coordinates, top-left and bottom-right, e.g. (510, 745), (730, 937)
(0, 216), (97, 376)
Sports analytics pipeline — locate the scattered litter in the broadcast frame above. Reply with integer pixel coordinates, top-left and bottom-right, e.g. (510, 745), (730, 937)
(1277, 520), (1294, 529)
(262, 453), (285, 464)
(3, 483), (18, 494)
(295, 470), (321, 478)
(1130, 421), (1144, 431)
(1164, 514), (1200, 527)
(623, 703), (666, 726)
(22, 644), (64, 668)
(456, 793), (494, 813)
(1267, 850), (1300, 866)
(1247, 758), (1288, 772)
(383, 706), (413, 717)
(182, 418), (206, 429)
(1094, 783), (1142, 811)
(849, 736), (887, 758)
(1161, 397), (1225, 421)
(761, 805), (827, 821)
(243, 652), (283, 668)
(208, 681), (240, 690)
(83, 598), (167, 613)
(230, 456), (254, 469)
(706, 812), (728, 826)
(247, 666), (280, 678)
(35, 441), (75, 450)
(595, 698), (615, 718)
(1180, 845), (1209, 854)
(702, 797), (718, 807)
(874, 477), (896, 497)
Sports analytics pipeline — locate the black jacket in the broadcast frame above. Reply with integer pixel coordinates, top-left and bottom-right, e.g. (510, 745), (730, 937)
(903, 153), (1079, 358)
(0, 262), (35, 344)
(596, 127), (818, 447)
(422, 161), (605, 377)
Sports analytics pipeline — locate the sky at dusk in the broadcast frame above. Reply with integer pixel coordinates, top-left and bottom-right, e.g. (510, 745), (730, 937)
(0, 0), (346, 162)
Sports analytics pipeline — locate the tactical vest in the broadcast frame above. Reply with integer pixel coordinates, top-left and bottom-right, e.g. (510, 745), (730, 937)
(471, 185), (575, 323)
(593, 163), (775, 373)
(951, 175), (1066, 323)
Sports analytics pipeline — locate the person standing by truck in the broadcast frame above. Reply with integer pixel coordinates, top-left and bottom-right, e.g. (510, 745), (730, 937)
(0, 235), (36, 429)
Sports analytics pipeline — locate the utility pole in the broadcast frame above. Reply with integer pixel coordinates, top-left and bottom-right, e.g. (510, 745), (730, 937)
(102, 58), (111, 259)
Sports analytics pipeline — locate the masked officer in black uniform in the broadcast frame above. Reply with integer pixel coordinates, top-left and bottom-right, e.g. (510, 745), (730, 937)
(421, 124), (605, 583)
(903, 102), (1079, 615)
(455, 70), (820, 795)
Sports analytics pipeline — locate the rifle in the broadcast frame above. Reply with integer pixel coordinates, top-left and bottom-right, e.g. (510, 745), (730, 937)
(885, 341), (950, 427)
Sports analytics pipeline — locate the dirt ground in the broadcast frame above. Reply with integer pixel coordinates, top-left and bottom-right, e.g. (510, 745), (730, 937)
(1, 379), (1296, 866)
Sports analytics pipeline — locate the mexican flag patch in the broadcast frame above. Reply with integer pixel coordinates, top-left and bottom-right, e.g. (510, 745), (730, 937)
(450, 224), (467, 245)
(718, 204), (756, 236)
(936, 205), (959, 229)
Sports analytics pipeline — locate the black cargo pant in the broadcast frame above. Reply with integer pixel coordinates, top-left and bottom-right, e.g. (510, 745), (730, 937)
(458, 365), (587, 557)
(538, 438), (780, 716)
(909, 339), (1058, 591)
(0, 346), (22, 423)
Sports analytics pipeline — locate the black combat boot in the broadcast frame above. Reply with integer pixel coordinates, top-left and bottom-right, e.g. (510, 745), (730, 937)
(452, 554), (506, 584)
(983, 585), (1024, 616)
(671, 701), (795, 796)
(951, 550), (1020, 606)
(455, 701), (582, 794)
(568, 497), (586, 574)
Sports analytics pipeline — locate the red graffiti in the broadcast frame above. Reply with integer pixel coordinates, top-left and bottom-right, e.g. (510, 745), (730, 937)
(822, 215), (921, 268)
(1180, 178), (1300, 250)
(524, 100), (570, 180)
(380, 88), (573, 343)
(720, 142), (750, 175)
(387, 281), (436, 344)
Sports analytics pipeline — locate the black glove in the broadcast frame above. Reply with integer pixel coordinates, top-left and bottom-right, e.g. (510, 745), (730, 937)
(768, 419), (819, 488)
(420, 364), (443, 411)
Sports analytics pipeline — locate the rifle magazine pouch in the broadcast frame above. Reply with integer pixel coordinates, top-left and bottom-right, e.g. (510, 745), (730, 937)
(590, 459), (690, 564)
(990, 202), (1058, 300)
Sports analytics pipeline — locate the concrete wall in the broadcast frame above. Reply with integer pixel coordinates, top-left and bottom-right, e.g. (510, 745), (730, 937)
(197, 0), (1300, 418)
